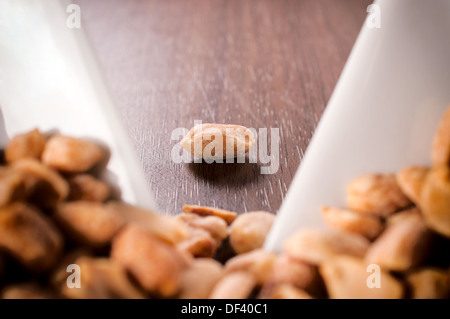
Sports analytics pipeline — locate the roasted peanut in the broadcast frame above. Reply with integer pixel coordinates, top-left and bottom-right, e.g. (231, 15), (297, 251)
(419, 165), (450, 237)
(177, 227), (217, 258)
(224, 249), (276, 285)
(386, 207), (420, 226)
(51, 248), (93, 290)
(177, 213), (227, 246)
(182, 204), (237, 224)
(229, 211), (275, 254)
(320, 256), (403, 299)
(61, 257), (146, 299)
(180, 123), (255, 159)
(406, 268), (449, 299)
(264, 254), (316, 290)
(111, 225), (186, 297)
(321, 206), (384, 240)
(347, 173), (411, 217)
(431, 105), (450, 167)
(0, 203), (63, 271)
(209, 271), (256, 299)
(179, 258), (223, 299)
(12, 158), (69, 206)
(396, 166), (429, 205)
(54, 201), (124, 248)
(284, 229), (370, 265)
(1, 283), (58, 299)
(365, 212), (432, 271)
(108, 202), (187, 245)
(68, 174), (110, 202)
(5, 129), (46, 164)
(42, 135), (103, 173)
(0, 167), (25, 206)
(263, 284), (312, 299)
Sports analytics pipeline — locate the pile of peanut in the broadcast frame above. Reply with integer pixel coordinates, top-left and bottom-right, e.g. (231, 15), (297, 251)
(0, 105), (449, 299)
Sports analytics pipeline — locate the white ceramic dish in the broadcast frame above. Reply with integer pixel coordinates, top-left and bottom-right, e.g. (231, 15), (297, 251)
(0, 0), (157, 211)
(265, 0), (450, 251)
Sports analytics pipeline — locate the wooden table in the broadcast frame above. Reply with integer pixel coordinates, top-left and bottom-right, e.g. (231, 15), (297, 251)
(76, 0), (371, 215)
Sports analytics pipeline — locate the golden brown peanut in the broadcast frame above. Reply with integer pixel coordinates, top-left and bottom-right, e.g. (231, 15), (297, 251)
(431, 105), (450, 167)
(178, 258), (223, 299)
(111, 225), (185, 297)
(365, 212), (432, 271)
(177, 213), (227, 246)
(5, 129), (46, 163)
(386, 207), (420, 226)
(0, 203), (63, 271)
(180, 123), (255, 159)
(12, 158), (69, 206)
(108, 202), (187, 245)
(61, 257), (146, 299)
(406, 268), (449, 299)
(229, 211), (275, 254)
(284, 229), (370, 265)
(264, 254), (316, 290)
(0, 167), (25, 206)
(224, 249), (276, 285)
(347, 173), (411, 217)
(321, 206), (384, 240)
(182, 204), (237, 225)
(419, 165), (450, 237)
(177, 227), (217, 258)
(396, 166), (429, 204)
(54, 201), (124, 248)
(1, 283), (58, 299)
(209, 271), (256, 299)
(68, 174), (110, 202)
(263, 284), (312, 299)
(320, 256), (403, 299)
(41, 135), (103, 173)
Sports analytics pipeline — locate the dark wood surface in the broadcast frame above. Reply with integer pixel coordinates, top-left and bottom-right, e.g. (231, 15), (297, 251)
(76, 0), (371, 215)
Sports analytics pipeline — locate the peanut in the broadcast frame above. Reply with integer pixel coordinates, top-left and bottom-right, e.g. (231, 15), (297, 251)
(224, 249), (277, 285)
(321, 206), (384, 240)
(67, 174), (110, 202)
(61, 257), (146, 299)
(12, 158), (69, 206)
(5, 129), (46, 164)
(229, 211), (275, 254)
(180, 123), (255, 159)
(419, 165), (450, 237)
(177, 213), (227, 246)
(347, 173), (411, 217)
(177, 227), (217, 258)
(1, 283), (58, 299)
(263, 284), (312, 299)
(178, 258), (223, 299)
(182, 204), (237, 224)
(111, 225), (186, 298)
(0, 203), (63, 271)
(54, 201), (124, 248)
(42, 135), (103, 173)
(209, 271), (256, 299)
(284, 229), (370, 265)
(396, 166), (429, 205)
(0, 167), (25, 206)
(365, 212), (432, 271)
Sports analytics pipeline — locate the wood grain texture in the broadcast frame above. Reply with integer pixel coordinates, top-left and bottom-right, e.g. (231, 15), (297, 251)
(75, 0), (371, 215)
